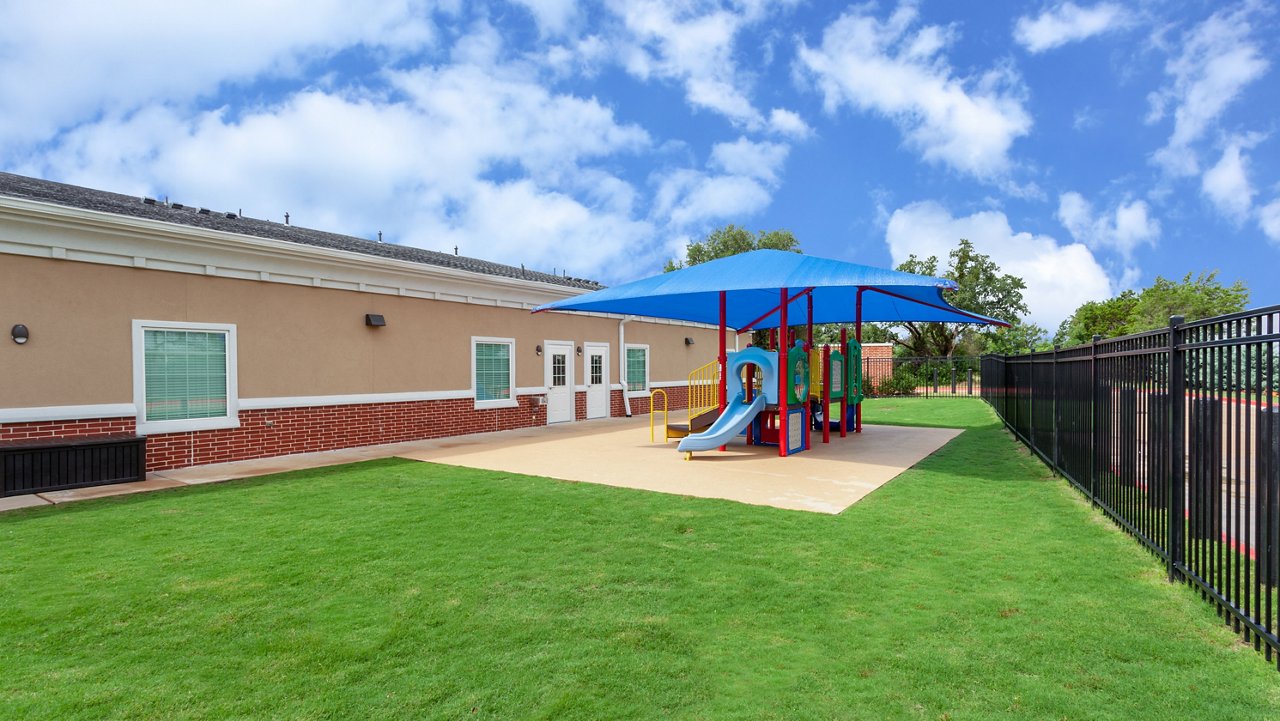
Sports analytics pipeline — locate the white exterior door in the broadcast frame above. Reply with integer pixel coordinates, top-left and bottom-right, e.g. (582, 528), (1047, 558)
(544, 341), (574, 424)
(584, 343), (609, 419)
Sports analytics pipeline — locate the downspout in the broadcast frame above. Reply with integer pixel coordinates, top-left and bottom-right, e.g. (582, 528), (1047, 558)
(619, 316), (634, 417)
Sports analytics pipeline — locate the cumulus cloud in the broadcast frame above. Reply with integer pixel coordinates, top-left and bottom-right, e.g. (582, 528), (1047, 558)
(0, 0), (438, 147)
(1013, 2), (1129, 53)
(1259, 198), (1280, 244)
(21, 63), (662, 282)
(652, 136), (788, 228)
(885, 200), (1112, 328)
(510, 0), (580, 37)
(1201, 136), (1261, 224)
(1057, 191), (1161, 259)
(610, 0), (766, 127)
(797, 2), (1032, 180)
(767, 108), (812, 138)
(1147, 2), (1270, 177)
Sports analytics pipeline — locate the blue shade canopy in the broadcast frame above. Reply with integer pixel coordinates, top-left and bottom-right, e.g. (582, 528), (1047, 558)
(533, 250), (1009, 329)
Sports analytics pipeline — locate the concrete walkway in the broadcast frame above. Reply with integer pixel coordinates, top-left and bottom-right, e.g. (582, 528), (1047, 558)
(0, 415), (960, 515)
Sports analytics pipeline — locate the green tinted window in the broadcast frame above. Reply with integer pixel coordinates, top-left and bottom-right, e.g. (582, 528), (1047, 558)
(144, 330), (228, 422)
(475, 342), (512, 401)
(626, 347), (647, 392)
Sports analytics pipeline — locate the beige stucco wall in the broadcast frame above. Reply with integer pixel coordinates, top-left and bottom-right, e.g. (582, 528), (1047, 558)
(0, 254), (726, 408)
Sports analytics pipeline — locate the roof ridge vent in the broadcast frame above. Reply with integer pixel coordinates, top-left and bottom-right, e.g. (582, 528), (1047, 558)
(197, 207), (211, 215)
(141, 197), (156, 205)
(171, 202), (184, 210)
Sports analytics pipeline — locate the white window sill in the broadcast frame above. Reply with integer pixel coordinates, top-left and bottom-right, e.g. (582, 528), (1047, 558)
(474, 398), (519, 410)
(136, 415), (241, 436)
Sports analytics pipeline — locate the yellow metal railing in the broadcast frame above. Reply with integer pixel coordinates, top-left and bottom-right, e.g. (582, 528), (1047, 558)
(649, 389), (668, 443)
(687, 360), (720, 425)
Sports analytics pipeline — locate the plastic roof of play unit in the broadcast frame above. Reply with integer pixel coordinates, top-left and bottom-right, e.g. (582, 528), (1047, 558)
(533, 249), (1009, 329)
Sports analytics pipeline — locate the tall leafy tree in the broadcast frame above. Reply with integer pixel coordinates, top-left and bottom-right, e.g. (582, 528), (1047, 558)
(985, 319), (1051, 355)
(665, 225), (800, 271)
(1054, 272), (1249, 346)
(893, 239), (1027, 357)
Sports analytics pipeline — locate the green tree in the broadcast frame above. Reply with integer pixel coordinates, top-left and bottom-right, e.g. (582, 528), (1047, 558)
(892, 239), (1028, 357)
(985, 319), (1051, 355)
(665, 225), (800, 271)
(1054, 272), (1249, 346)
(1129, 272), (1249, 331)
(1052, 291), (1138, 347)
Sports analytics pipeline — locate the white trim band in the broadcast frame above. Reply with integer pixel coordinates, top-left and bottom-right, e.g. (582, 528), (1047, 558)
(0, 403), (138, 424)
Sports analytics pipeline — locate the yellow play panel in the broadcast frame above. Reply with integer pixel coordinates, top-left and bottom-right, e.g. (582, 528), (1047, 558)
(399, 415), (960, 514)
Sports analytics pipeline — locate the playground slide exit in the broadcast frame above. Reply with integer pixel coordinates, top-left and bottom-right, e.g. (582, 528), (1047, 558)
(676, 346), (779, 454)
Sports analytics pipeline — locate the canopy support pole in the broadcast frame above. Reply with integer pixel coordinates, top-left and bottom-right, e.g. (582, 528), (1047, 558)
(779, 286), (788, 457)
(839, 327), (848, 438)
(805, 291), (813, 450)
(718, 291), (727, 452)
(856, 287), (864, 434)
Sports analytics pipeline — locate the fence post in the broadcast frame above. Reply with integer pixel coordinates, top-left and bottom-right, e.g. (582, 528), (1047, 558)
(1259, 405), (1279, 587)
(1029, 345), (1036, 452)
(1052, 344), (1060, 468)
(1168, 315), (1185, 582)
(1091, 334), (1100, 506)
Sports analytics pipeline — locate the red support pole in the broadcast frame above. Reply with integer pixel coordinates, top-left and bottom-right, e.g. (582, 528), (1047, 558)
(839, 327), (848, 438)
(779, 286), (788, 457)
(855, 288), (864, 434)
(822, 344), (830, 444)
(718, 291), (728, 452)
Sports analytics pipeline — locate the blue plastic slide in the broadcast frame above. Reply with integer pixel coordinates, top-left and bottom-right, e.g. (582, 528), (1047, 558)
(676, 392), (766, 453)
(676, 346), (778, 455)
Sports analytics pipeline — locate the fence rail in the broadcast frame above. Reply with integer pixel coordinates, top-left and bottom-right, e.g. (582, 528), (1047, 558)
(982, 305), (1280, 668)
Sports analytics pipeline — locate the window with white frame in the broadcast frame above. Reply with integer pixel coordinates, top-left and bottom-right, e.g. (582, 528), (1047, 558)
(472, 337), (517, 409)
(625, 344), (649, 393)
(132, 320), (239, 434)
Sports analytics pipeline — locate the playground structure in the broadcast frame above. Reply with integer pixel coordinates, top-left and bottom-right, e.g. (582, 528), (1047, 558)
(534, 249), (1007, 461)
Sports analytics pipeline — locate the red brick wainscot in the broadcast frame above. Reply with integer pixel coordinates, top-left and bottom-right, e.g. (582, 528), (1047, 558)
(1, 395), (550, 473)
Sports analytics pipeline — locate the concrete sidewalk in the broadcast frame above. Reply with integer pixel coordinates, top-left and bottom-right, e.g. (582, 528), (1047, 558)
(0, 415), (960, 515)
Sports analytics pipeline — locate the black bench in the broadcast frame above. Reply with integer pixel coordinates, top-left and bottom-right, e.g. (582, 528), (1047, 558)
(1, 434), (147, 497)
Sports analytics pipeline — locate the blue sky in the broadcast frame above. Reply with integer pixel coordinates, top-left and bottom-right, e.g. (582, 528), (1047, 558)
(2, 0), (1277, 329)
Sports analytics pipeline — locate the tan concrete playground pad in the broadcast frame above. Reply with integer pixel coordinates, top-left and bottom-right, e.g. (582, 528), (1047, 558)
(399, 415), (961, 514)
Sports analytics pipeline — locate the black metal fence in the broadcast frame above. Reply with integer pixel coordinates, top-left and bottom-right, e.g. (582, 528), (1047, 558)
(863, 356), (983, 398)
(982, 306), (1280, 668)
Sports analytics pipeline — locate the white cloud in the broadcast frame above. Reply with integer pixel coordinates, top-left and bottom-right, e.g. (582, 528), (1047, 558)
(1072, 106), (1100, 131)
(510, 0), (579, 37)
(1258, 198), (1280, 244)
(1201, 136), (1260, 224)
(797, 2), (1032, 179)
(885, 200), (1112, 328)
(610, 0), (765, 127)
(708, 137), (789, 183)
(21, 63), (663, 283)
(767, 108), (812, 138)
(1147, 2), (1270, 177)
(1013, 2), (1129, 53)
(1057, 191), (1161, 259)
(0, 0), (438, 147)
(653, 171), (773, 228)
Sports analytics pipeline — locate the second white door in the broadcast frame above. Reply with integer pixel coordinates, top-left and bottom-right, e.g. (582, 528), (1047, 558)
(584, 343), (609, 419)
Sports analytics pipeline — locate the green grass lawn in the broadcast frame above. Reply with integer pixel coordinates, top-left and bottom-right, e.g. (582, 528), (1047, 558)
(2, 398), (1277, 720)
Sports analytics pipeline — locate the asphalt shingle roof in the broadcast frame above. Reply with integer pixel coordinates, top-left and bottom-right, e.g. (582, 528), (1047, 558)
(0, 172), (603, 291)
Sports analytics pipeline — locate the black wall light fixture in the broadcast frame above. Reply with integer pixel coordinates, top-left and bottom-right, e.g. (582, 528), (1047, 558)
(576, 346), (583, 356)
(11, 324), (29, 345)
(684, 337), (695, 346)
(365, 314), (386, 327)
(535, 344), (543, 356)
